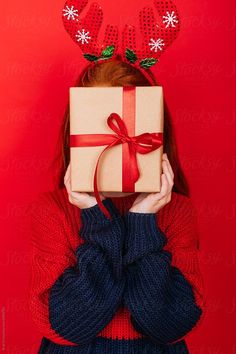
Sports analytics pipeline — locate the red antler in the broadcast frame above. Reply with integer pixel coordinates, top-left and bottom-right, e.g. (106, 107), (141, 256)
(62, 0), (180, 68)
(122, 0), (180, 67)
(62, 0), (119, 57)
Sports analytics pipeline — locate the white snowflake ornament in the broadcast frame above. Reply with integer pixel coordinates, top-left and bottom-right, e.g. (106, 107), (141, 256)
(162, 11), (178, 28)
(63, 5), (79, 21)
(149, 38), (165, 52)
(75, 29), (91, 44)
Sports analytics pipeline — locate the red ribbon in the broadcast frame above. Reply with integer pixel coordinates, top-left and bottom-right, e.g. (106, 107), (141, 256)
(70, 87), (163, 220)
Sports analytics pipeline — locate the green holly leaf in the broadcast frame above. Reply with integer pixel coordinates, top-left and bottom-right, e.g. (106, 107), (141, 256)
(140, 58), (158, 69)
(83, 53), (99, 62)
(125, 48), (138, 63)
(101, 45), (115, 58)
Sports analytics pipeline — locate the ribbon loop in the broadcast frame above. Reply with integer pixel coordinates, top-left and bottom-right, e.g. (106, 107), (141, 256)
(107, 112), (129, 136)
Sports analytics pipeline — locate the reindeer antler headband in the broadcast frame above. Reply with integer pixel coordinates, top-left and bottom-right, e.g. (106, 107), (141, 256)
(62, 0), (180, 85)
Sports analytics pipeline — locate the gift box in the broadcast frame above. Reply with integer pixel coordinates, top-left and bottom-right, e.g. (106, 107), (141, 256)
(69, 86), (164, 217)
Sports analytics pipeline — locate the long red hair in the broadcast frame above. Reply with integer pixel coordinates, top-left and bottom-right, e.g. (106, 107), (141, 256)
(52, 58), (190, 197)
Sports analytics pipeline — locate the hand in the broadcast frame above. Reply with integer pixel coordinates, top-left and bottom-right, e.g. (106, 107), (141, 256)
(129, 153), (174, 214)
(64, 162), (106, 209)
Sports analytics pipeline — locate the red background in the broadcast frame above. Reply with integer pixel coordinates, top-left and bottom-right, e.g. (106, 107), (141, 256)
(1, 0), (235, 353)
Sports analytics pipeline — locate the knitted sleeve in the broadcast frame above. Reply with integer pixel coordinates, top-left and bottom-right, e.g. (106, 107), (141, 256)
(122, 195), (204, 345)
(29, 193), (125, 346)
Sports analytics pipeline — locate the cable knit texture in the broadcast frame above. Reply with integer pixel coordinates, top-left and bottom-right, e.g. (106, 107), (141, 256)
(29, 187), (205, 353)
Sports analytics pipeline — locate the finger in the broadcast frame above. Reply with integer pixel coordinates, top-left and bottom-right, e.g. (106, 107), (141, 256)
(166, 159), (174, 179)
(163, 153), (174, 179)
(64, 163), (71, 183)
(163, 152), (167, 159)
(159, 173), (169, 198)
(162, 159), (174, 191)
(64, 164), (72, 194)
(151, 173), (168, 203)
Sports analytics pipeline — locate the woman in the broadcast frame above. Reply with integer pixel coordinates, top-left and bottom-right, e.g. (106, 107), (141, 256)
(29, 58), (205, 353)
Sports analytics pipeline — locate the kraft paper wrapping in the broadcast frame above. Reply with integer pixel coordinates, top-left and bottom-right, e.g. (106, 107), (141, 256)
(70, 86), (164, 192)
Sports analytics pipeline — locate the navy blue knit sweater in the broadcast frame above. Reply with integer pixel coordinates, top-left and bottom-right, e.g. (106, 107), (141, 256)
(29, 190), (204, 354)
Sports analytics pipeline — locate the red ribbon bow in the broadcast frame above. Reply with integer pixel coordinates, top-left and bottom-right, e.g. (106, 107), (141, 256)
(70, 112), (163, 220)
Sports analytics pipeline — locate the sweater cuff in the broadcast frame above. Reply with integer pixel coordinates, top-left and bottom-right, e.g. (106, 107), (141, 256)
(80, 198), (120, 223)
(123, 211), (167, 266)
